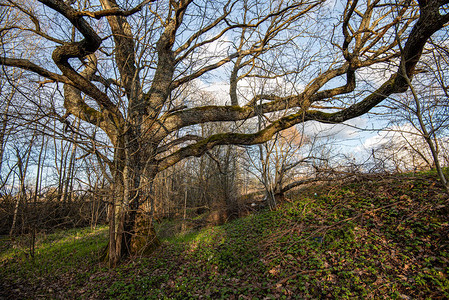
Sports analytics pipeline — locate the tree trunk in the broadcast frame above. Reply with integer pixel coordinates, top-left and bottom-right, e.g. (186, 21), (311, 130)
(10, 138), (33, 236)
(106, 145), (160, 267)
(0, 91), (13, 186)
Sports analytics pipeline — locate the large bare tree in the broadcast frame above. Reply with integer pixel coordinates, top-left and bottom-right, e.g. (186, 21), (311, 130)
(1, 0), (448, 265)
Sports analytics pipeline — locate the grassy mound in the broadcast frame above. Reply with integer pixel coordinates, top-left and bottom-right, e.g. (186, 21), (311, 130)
(1, 171), (448, 299)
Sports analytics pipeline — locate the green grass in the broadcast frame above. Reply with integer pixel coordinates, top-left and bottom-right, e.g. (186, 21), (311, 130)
(0, 226), (108, 298)
(1, 172), (448, 299)
(1, 226), (107, 260)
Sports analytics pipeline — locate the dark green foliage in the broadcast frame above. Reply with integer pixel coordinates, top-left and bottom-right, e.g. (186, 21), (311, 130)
(1, 171), (448, 298)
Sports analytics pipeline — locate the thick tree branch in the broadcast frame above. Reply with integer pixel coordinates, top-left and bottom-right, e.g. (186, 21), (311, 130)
(99, 0), (140, 104)
(156, 63), (353, 139)
(0, 57), (70, 83)
(63, 54), (119, 143)
(39, 0), (123, 131)
(156, 134), (202, 155)
(76, 0), (155, 19)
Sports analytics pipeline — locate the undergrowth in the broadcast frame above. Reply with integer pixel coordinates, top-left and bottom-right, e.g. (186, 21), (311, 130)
(1, 171), (448, 299)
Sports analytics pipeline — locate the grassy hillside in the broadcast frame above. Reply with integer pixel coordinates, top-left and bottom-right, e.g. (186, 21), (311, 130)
(1, 171), (448, 299)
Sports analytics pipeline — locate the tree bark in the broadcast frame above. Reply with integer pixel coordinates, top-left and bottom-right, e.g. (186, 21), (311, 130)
(104, 139), (160, 266)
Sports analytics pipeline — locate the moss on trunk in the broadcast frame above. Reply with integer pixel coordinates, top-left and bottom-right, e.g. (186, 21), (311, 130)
(130, 212), (160, 255)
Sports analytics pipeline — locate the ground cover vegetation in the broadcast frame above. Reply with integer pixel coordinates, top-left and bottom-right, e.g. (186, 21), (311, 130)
(1, 170), (448, 299)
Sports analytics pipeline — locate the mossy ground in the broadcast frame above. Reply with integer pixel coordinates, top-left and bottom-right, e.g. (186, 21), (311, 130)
(1, 171), (448, 299)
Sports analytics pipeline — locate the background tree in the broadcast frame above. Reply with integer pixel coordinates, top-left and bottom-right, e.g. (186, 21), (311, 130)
(243, 125), (320, 209)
